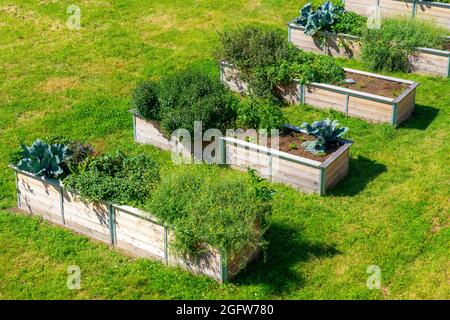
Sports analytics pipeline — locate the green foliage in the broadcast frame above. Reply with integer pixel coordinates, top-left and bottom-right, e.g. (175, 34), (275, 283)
(296, 1), (366, 36)
(16, 139), (69, 179)
(301, 119), (348, 155)
(158, 69), (238, 135)
(235, 98), (287, 132)
(361, 17), (447, 72)
(66, 141), (95, 174)
(132, 81), (160, 121)
(63, 151), (160, 206)
(219, 26), (345, 100)
(146, 165), (272, 258)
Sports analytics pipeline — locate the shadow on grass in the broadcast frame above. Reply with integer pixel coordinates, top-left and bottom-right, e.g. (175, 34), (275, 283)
(327, 156), (387, 197)
(233, 223), (339, 295)
(399, 104), (440, 131)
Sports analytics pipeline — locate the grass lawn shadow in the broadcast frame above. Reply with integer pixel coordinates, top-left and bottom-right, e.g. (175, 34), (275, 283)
(327, 156), (387, 197)
(398, 104), (440, 131)
(232, 223), (340, 295)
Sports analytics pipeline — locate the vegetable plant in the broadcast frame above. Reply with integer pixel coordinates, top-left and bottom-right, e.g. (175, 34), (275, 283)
(301, 119), (349, 155)
(16, 139), (69, 179)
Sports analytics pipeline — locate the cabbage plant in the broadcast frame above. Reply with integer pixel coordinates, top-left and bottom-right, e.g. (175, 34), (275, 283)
(301, 119), (349, 155)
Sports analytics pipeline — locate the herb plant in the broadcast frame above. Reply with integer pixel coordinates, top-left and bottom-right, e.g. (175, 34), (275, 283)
(63, 151), (160, 206)
(361, 17), (447, 72)
(146, 165), (272, 258)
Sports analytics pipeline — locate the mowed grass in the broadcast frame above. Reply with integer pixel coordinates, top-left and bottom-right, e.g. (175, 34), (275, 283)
(0, 0), (449, 299)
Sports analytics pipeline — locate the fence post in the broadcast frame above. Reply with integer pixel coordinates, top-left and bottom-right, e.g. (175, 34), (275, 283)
(60, 186), (65, 225)
(220, 250), (228, 283)
(108, 204), (116, 245)
(164, 226), (169, 264)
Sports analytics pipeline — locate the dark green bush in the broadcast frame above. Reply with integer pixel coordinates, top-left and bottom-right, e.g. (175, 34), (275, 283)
(132, 81), (160, 120)
(218, 26), (345, 100)
(146, 165), (272, 258)
(362, 18), (447, 72)
(235, 98), (287, 132)
(63, 151), (160, 206)
(158, 70), (238, 135)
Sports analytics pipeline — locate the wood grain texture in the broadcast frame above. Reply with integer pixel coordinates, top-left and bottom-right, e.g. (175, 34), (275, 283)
(415, 2), (450, 29)
(409, 51), (449, 77)
(345, 0), (379, 16)
(348, 96), (393, 123)
(324, 149), (350, 190)
(16, 173), (62, 225)
(396, 89), (416, 125)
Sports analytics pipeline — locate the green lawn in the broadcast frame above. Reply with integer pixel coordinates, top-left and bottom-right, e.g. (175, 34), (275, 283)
(0, 0), (449, 299)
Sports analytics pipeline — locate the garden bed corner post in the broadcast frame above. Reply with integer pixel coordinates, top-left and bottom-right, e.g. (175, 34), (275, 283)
(108, 204), (117, 245)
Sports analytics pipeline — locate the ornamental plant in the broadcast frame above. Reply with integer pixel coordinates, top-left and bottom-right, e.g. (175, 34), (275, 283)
(301, 119), (349, 155)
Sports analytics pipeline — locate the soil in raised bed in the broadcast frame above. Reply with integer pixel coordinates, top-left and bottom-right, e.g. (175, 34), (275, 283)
(340, 71), (408, 98)
(243, 130), (341, 162)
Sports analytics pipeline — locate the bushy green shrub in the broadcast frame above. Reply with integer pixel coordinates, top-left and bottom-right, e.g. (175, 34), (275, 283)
(218, 26), (345, 100)
(132, 81), (160, 120)
(157, 70), (238, 135)
(235, 98), (287, 132)
(361, 17), (447, 72)
(63, 151), (160, 206)
(146, 165), (273, 258)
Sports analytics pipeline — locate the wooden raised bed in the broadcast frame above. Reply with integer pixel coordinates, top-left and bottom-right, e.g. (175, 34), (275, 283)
(221, 125), (353, 195)
(11, 166), (260, 282)
(220, 62), (419, 126)
(131, 112), (352, 194)
(288, 23), (450, 77)
(343, 0), (450, 30)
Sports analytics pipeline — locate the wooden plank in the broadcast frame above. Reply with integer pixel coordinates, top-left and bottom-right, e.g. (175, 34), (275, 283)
(348, 96), (392, 123)
(410, 51), (449, 77)
(345, 0), (379, 16)
(325, 149), (349, 189)
(304, 86), (347, 112)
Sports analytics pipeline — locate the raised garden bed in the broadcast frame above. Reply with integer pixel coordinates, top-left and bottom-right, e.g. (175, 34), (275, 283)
(288, 23), (450, 77)
(220, 62), (420, 126)
(344, 0), (450, 30)
(222, 125), (353, 195)
(132, 112), (353, 195)
(11, 166), (258, 282)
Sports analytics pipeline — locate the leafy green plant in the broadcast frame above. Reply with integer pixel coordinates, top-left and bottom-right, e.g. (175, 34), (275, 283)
(296, 1), (366, 36)
(15, 139), (69, 179)
(158, 69), (238, 136)
(218, 26), (345, 100)
(289, 143), (298, 150)
(132, 81), (160, 120)
(361, 17), (447, 72)
(235, 98), (287, 133)
(301, 119), (348, 155)
(63, 151), (160, 206)
(146, 165), (272, 258)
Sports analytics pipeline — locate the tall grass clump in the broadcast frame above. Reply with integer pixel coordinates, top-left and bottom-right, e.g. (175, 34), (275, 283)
(362, 17), (448, 72)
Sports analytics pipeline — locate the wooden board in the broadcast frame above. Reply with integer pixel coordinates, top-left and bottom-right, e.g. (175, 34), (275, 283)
(290, 27), (361, 58)
(415, 2), (450, 29)
(62, 190), (111, 244)
(396, 89), (416, 125)
(304, 86), (347, 112)
(379, 0), (415, 18)
(410, 51), (449, 77)
(16, 173), (63, 225)
(348, 96), (393, 123)
(345, 0), (379, 16)
(114, 206), (166, 260)
(325, 149), (350, 190)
